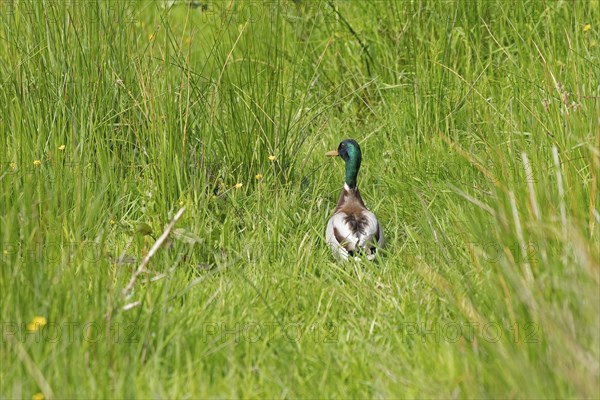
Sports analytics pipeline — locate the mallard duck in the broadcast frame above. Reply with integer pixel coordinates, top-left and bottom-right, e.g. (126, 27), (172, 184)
(325, 139), (384, 260)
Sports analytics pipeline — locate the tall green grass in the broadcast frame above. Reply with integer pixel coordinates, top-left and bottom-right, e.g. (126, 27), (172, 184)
(1, 0), (598, 398)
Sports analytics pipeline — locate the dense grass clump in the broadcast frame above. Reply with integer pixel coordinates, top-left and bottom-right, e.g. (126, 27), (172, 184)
(1, 0), (598, 398)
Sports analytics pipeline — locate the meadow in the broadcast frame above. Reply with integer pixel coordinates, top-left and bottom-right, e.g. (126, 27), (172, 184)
(1, 0), (599, 398)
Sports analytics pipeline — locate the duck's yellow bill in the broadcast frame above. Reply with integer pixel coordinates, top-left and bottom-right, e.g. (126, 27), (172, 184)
(325, 150), (339, 157)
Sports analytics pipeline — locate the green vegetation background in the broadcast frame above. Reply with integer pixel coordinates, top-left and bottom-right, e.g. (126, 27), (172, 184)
(1, 0), (598, 398)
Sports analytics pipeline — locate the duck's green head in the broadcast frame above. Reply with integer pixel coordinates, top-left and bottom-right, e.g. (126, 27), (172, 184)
(326, 139), (362, 188)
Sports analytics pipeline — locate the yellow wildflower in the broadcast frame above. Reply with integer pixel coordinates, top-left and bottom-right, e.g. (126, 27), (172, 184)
(583, 24), (591, 32)
(268, 155), (276, 162)
(58, 144), (66, 151)
(110, 219), (116, 225)
(33, 160), (41, 167)
(27, 316), (47, 332)
(234, 183), (243, 189)
(255, 173), (263, 180)
(32, 393), (44, 400)
(10, 162), (17, 170)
